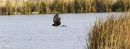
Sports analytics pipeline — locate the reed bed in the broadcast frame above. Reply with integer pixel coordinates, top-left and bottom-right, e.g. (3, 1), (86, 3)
(88, 15), (130, 49)
(0, 0), (130, 15)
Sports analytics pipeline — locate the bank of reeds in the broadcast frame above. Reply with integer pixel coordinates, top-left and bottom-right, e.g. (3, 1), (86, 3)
(0, 0), (130, 15)
(88, 15), (130, 49)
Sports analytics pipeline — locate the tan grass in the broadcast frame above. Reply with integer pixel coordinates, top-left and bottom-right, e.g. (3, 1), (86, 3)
(88, 15), (130, 49)
(0, 0), (130, 15)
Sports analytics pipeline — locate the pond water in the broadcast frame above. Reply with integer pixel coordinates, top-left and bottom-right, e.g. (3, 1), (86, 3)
(0, 12), (127, 49)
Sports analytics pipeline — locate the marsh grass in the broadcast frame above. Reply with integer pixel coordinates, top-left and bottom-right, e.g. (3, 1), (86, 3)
(0, 0), (130, 15)
(88, 15), (130, 49)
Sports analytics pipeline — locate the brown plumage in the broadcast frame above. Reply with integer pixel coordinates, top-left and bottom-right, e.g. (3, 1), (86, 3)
(52, 14), (61, 26)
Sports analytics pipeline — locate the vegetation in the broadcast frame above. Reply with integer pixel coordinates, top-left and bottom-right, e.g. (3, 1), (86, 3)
(88, 15), (130, 49)
(0, 0), (130, 15)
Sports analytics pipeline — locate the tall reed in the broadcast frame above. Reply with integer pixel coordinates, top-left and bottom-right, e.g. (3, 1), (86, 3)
(0, 0), (130, 15)
(88, 15), (130, 49)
